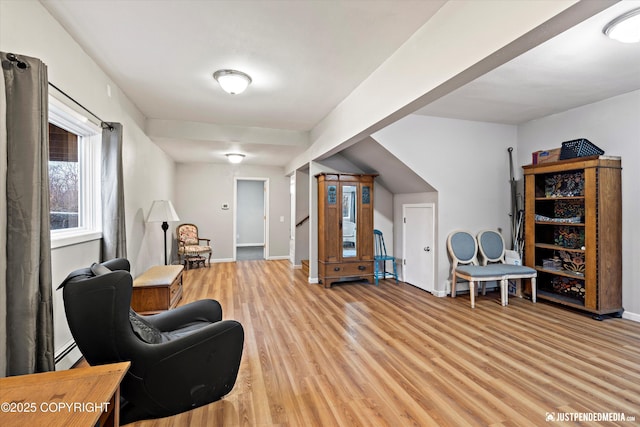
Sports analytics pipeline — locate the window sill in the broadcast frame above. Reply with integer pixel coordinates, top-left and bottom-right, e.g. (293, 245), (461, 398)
(51, 230), (102, 249)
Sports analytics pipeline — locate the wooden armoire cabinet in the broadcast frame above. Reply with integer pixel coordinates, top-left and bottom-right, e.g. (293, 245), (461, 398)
(316, 173), (377, 288)
(523, 156), (622, 319)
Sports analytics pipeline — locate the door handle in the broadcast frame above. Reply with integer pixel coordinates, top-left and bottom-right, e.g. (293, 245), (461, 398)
(424, 247), (431, 252)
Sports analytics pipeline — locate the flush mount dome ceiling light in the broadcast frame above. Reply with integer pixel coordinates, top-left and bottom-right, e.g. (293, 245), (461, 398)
(603, 8), (640, 43)
(213, 69), (252, 94)
(226, 153), (245, 164)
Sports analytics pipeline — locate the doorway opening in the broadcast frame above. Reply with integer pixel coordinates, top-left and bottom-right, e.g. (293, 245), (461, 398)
(234, 178), (269, 261)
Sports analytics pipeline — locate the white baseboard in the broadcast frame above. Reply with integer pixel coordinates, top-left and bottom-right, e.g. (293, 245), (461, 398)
(445, 280), (500, 296)
(266, 255), (290, 260)
(212, 258), (235, 263)
(236, 243), (264, 247)
(309, 277), (319, 284)
(622, 310), (640, 323)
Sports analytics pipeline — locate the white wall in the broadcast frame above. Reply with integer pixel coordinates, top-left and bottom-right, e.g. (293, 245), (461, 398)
(373, 184), (394, 256)
(1, 0), (177, 367)
(174, 163), (290, 261)
(517, 90), (640, 320)
(373, 115), (517, 293)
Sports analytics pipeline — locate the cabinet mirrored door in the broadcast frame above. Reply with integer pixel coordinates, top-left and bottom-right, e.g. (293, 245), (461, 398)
(342, 184), (357, 258)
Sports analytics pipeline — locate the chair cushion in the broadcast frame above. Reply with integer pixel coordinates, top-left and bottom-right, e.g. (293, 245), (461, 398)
(179, 245), (212, 255)
(178, 225), (199, 245)
(456, 264), (505, 278)
(450, 232), (477, 263)
(129, 309), (163, 344)
(160, 321), (211, 342)
(479, 232), (505, 260)
(129, 309), (211, 344)
(492, 264), (537, 275)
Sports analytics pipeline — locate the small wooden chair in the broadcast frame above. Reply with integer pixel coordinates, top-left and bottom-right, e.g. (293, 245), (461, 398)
(177, 223), (212, 267)
(373, 229), (398, 285)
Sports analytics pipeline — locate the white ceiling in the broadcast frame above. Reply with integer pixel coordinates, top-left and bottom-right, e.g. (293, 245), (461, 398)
(415, 0), (640, 124)
(41, 0), (640, 167)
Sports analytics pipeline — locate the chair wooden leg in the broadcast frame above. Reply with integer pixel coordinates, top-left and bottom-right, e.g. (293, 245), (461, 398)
(470, 281), (476, 308)
(531, 277), (537, 303)
(451, 273), (457, 298)
(393, 260), (398, 284)
(501, 278), (508, 306)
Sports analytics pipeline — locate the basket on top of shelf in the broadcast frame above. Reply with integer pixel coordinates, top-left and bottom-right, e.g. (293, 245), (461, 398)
(559, 138), (604, 160)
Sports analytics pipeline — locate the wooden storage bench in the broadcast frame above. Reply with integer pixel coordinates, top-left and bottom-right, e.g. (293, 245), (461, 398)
(131, 265), (184, 314)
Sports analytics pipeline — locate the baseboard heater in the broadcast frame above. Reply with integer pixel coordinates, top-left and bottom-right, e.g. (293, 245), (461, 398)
(53, 341), (82, 371)
(55, 342), (77, 364)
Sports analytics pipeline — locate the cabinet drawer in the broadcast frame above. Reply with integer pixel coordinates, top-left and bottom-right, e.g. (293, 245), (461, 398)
(169, 277), (182, 309)
(326, 261), (373, 276)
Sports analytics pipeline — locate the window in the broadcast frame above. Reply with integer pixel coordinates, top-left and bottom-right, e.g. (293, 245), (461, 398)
(48, 96), (102, 248)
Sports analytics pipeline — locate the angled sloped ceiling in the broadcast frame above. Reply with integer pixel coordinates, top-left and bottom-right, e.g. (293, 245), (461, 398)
(334, 137), (436, 194)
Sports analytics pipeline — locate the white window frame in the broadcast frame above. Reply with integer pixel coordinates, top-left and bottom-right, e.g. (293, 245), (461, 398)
(48, 96), (102, 249)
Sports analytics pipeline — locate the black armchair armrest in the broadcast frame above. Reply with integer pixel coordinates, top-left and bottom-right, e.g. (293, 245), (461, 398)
(125, 320), (244, 415)
(101, 258), (131, 272)
(144, 299), (222, 331)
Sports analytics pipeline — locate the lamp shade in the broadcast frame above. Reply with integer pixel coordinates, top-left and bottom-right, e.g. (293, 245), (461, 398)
(213, 69), (252, 94)
(147, 200), (180, 222)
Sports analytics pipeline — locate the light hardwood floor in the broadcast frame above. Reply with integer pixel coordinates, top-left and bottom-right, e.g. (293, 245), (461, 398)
(128, 260), (640, 426)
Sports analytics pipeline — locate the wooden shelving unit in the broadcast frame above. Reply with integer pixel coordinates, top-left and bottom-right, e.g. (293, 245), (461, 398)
(523, 156), (622, 319)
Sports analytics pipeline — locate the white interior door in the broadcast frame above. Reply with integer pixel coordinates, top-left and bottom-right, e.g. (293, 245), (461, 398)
(402, 203), (435, 292)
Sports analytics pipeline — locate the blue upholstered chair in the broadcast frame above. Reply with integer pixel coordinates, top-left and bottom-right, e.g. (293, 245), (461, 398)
(373, 229), (398, 285)
(477, 230), (537, 305)
(447, 230), (507, 308)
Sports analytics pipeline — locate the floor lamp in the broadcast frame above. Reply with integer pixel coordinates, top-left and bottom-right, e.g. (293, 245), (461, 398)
(147, 200), (180, 265)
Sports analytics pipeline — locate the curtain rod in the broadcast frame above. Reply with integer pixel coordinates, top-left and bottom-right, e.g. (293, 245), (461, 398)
(48, 82), (113, 131)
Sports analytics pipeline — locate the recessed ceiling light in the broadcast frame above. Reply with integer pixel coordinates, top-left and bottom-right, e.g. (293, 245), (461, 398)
(213, 69), (252, 94)
(603, 8), (640, 43)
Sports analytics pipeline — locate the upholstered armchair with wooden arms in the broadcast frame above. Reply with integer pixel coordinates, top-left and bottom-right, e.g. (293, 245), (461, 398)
(177, 223), (212, 267)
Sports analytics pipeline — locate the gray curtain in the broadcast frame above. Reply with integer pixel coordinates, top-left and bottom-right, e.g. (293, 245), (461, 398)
(0, 52), (55, 376)
(101, 122), (127, 261)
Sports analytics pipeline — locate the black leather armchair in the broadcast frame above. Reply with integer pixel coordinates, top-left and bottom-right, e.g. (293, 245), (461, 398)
(58, 258), (244, 424)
